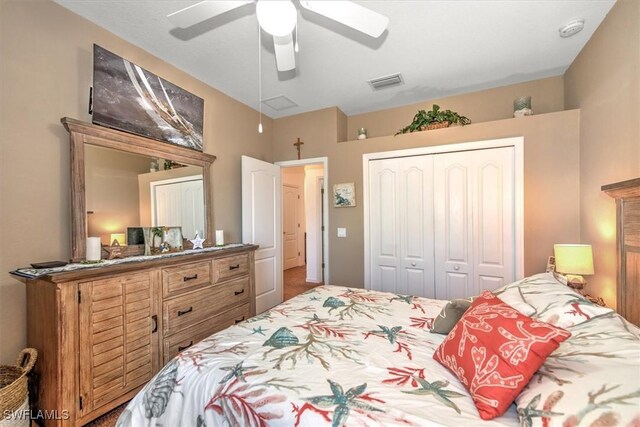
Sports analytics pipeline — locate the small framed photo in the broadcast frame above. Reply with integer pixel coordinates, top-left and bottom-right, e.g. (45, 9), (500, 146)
(333, 182), (356, 207)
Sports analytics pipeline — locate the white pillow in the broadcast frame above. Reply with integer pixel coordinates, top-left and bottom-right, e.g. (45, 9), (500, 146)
(495, 285), (536, 316)
(515, 312), (640, 426)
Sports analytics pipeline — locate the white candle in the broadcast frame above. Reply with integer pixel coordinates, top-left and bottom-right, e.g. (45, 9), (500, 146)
(86, 237), (102, 261)
(215, 230), (224, 246)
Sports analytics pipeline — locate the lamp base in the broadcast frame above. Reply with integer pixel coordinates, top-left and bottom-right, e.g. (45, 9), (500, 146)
(563, 275), (607, 307)
(565, 274), (586, 291)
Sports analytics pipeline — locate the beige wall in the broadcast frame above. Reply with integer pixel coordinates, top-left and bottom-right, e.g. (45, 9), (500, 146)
(0, 0), (272, 363)
(346, 76), (565, 141)
(85, 146), (150, 244)
(274, 109), (581, 287)
(564, 0), (640, 308)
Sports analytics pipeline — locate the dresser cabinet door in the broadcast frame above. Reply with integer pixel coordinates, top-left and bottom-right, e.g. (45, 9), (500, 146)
(78, 271), (159, 416)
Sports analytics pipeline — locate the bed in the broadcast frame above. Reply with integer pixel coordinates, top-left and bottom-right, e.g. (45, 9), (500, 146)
(116, 273), (640, 427)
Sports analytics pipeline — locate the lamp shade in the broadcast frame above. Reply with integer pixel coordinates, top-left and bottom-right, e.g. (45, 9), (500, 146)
(110, 233), (126, 246)
(554, 244), (594, 275)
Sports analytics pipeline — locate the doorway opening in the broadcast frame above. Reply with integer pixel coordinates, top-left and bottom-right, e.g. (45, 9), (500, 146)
(278, 159), (327, 301)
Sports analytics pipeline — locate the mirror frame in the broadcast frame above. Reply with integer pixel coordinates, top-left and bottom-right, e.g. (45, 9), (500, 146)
(62, 117), (216, 262)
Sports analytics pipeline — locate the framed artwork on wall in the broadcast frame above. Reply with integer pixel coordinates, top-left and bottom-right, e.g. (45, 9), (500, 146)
(92, 44), (204, 151)
(334, 182), (356, 207)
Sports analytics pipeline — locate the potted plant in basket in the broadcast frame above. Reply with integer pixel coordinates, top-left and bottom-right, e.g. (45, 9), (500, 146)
(395, 104), (471, 135)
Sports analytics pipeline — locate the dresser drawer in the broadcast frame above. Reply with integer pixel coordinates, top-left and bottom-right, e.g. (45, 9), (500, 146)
(163, 303), (250, 363)
(214, 254), (249, 283)
(163, 277), (249, 336)
(162, 260), (212, 298)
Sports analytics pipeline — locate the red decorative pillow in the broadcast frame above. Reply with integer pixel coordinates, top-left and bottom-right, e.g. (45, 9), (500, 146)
(433, 290), (571, 420)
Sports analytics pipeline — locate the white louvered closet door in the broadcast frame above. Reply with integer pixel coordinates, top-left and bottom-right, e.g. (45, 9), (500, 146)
(433, 147), (515, 299)
(369, 155), (435, 297)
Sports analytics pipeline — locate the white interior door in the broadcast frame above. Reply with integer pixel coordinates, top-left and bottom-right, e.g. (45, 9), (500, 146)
(242, 156), (282, 314)
(152, 176), (204, 240)
(283, 184), (300, 270)
(434, 147), (515, 298)
(369, 156), (435, 297)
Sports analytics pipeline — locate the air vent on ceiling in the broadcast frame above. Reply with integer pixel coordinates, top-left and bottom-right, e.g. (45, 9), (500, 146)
(368, 73), (404, 90)
(261, 95), (298, 111)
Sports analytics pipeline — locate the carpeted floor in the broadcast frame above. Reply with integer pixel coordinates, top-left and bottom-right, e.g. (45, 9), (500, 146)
(83, 266), (320, 426)
(284, 265), (322, 300)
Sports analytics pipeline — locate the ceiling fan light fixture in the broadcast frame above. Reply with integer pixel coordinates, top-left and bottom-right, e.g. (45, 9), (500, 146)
(256, 0), (297, 37)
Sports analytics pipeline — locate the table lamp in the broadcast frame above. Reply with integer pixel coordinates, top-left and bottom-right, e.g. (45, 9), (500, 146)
(110, 233), (126, 246)
(553, 244), (594, 291)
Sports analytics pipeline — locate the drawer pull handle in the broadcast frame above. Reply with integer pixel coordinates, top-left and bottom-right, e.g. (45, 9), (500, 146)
(183, 274), (198, 282)
(151, 315), (158, 333)
(235, 316), (245, 324)
(177, 307), (193, 316)
(178, 341), (193, 352)
(234, 289), (245, 296)
(229, 264), (240, 270)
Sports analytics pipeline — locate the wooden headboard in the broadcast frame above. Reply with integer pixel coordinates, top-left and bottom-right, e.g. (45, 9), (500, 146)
(602, 178), (640, 326)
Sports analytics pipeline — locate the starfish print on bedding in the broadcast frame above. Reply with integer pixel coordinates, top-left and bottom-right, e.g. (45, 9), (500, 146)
(294, 380), (384, 427)
(364, 325), (417, 359)
(389, 294), (427, 314)
(251, 326), (267, 336)
(218, 361), (259, 384)
(401, 377), (465, 414)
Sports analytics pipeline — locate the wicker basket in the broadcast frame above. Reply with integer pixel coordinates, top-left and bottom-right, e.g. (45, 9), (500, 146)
(0, 349), (37, 427)
(420, 121), (450, 131)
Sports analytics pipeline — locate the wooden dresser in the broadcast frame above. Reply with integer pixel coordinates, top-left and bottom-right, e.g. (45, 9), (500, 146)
(18, 245), (257, 426)
(603, 178), (640, 326)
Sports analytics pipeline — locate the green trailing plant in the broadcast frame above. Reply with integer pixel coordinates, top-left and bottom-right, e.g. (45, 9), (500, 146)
(395, 104), (471, 135)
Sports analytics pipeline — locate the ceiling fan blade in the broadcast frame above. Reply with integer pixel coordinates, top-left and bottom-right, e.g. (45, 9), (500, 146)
(299, 1), (389, 38)
(272, 33), (296, 71)
(167, 1), (253, 29)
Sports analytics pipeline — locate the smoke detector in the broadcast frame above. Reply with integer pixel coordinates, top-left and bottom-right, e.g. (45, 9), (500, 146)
(559, 20), (585, 38)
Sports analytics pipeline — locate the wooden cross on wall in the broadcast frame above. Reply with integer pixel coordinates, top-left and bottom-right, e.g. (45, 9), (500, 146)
(293, 137), (304, 160)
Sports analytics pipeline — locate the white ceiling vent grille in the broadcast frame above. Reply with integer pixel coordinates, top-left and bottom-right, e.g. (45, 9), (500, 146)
(368, 73), (404, 90)
(261, 95), (298, 111)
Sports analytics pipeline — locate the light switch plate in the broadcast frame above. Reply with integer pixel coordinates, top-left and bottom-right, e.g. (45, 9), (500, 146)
(337, 228), (347, 238)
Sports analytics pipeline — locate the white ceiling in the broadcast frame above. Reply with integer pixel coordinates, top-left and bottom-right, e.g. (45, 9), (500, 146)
(54, 0), (615, 119)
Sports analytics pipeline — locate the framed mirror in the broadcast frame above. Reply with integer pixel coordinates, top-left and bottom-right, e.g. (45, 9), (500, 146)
(63, 117), (216, 261)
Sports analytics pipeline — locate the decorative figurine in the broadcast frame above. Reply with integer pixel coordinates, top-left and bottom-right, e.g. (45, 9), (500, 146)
(189, 232), (205, 250)
(104, 240), (124, 260)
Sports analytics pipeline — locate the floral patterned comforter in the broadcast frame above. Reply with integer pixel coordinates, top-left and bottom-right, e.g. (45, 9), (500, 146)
(117, 285), (521, 426)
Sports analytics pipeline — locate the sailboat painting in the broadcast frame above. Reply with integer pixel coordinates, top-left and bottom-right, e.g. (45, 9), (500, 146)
(92, 44), (204, 151)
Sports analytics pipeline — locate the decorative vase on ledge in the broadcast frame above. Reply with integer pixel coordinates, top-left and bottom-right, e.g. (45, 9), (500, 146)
(513, 96), (533, 117)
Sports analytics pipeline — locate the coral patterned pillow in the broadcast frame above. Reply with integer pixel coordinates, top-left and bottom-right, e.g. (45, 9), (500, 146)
(433, 290), (571, 420)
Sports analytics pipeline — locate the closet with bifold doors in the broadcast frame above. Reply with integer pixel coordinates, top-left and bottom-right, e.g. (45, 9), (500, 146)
(365, 138), (522, 299)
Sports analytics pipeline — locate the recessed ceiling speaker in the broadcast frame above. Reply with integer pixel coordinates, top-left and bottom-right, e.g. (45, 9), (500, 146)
(559, 19), (585, 38)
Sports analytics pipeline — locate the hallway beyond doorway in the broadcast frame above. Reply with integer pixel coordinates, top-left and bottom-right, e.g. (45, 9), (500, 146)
(284, 266), (322, 301)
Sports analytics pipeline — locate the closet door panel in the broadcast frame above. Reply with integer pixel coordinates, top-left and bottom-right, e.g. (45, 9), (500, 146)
(369, 159), (400, 292)
(434, 157), (473, 299)
(399, 156), (435, 298)
(473, 147), (515, 293)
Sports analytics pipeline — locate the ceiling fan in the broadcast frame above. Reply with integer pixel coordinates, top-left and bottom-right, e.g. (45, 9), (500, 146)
(167, 1), (389, 72)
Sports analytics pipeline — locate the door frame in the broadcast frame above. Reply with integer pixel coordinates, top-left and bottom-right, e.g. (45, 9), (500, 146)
(275, 157), (330, 284)
(149, 174), (204, 226)
(362, 137), (524, 290)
